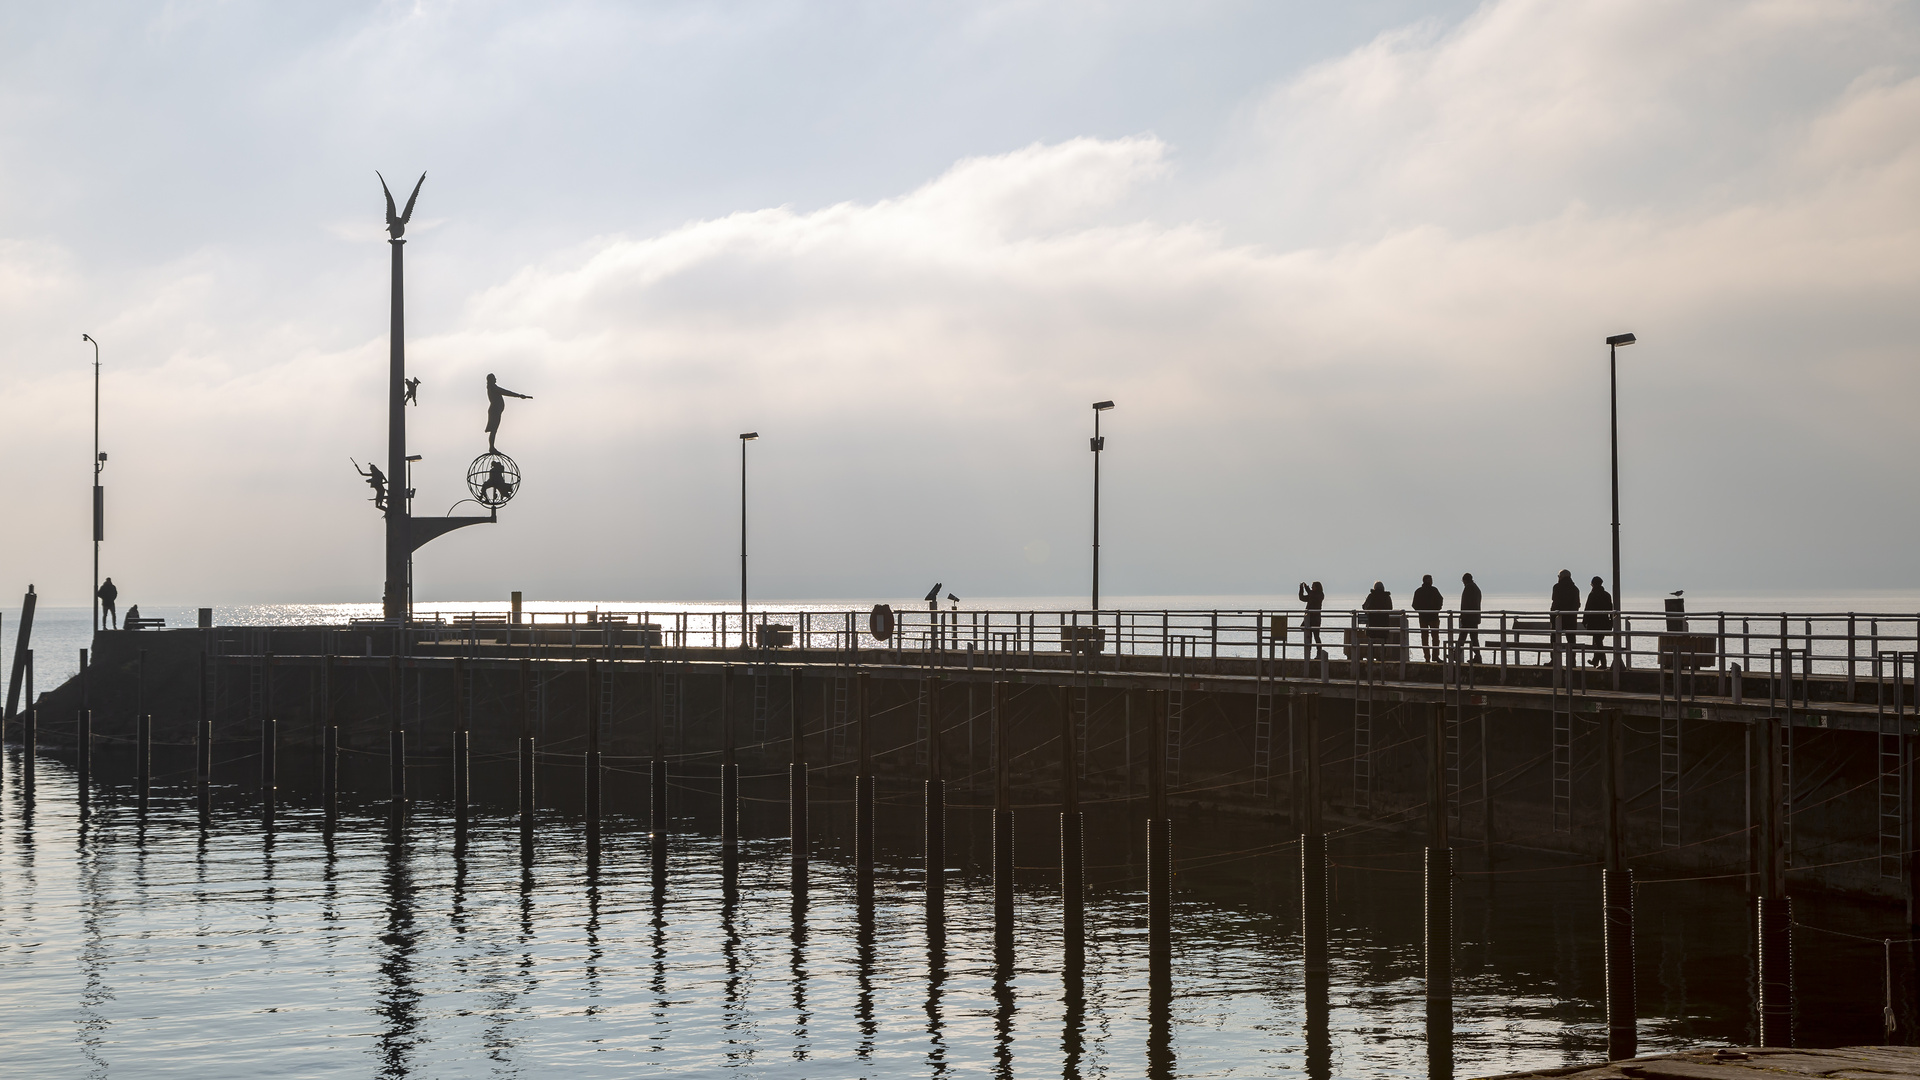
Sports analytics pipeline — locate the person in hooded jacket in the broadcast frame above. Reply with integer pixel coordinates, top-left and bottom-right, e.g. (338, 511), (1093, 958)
(1411, 574), (1444, 662)
(1458, 572), (1484, 663)
(1550, 569), (1580, 665)
(1584, 575), (1615, 667)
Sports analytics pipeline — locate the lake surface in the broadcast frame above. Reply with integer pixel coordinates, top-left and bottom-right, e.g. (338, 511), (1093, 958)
(1, 742), (1909, 1078)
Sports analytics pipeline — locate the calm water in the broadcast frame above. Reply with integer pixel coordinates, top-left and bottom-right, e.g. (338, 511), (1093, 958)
(2, 739), (1908, 1079)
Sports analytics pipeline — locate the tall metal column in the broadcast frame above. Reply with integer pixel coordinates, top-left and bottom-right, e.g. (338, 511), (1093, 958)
(383, 232), (409, 622)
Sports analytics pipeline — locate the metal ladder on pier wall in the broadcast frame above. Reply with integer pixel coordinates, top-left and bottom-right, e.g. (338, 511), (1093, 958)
(1252, 628), (1275, 800)
(1550, 658), (1573, 834)
(830, 674), (850, 762)
(752, 672), (770, 748)
(1353, 636), (1375, 811)
(1770, 646), (1807, 866)
(915, 679), (930, 767)
(1166, 636), (1189, 790)
(1074, 685), (1090, 782)
(1444, 656), (1467, 833)
(1877, 651), (1912, 879)
(1655, 648), (1687, 849)
(598, 661), (615, 744)
(661, 670), (683, 754)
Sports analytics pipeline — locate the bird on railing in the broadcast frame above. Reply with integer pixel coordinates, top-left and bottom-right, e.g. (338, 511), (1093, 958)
(1671, 590), (1684, 597)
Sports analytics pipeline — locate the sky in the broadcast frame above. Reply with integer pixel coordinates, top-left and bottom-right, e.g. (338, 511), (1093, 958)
(2, 0), (1918, 610)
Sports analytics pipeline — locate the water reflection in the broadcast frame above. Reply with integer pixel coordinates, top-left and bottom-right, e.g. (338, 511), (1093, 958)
(376, 832), (420, 1078)
(5, 752), (1912, 1078)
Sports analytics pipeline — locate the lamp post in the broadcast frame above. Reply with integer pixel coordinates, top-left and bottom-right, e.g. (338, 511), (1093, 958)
(1090, 400), (1115, 610)
(740, 432), (758, 648)
(84, 334), (103, 632)
(1605, 332), (1636, 668)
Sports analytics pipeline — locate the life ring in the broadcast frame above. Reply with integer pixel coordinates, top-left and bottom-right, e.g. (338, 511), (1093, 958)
(869, 603), (894, 641)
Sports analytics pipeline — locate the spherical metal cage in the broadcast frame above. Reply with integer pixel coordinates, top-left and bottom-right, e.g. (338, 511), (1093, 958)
(467, 451), (520, 509)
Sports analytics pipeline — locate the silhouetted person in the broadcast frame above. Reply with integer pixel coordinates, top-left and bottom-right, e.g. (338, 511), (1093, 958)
(97, 577), (118, 629)
(124, 604), (140, 627)
(354, 459), (388, 511)
(1298, 581), (1325, 650)
(1458, 572), (1483, 663)
(404, 377), (420, 405)
(482, 460), (513, 504)
(485, 373), (532, 452)
(1551, 569), (1579, 665)
(1412, 574), (1443, 662)
(1585, 575), (1614, 667)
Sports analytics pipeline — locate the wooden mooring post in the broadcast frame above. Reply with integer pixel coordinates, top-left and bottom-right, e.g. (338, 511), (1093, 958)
(925, 676), (945, 904)
(1060, 684), (1085, 950)
(1756, 711), (1793, 1045)
(992, 681), (1014, 956)
(854, 671), (874, 898)
(1146, 688), (1172, 977)
(790, 670), (808, 886)
(1600, 707), (1636, 1059)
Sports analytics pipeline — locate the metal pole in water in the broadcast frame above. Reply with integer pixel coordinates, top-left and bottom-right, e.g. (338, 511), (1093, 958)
(1423, 701), (1454, 1075)
(650, 661), (670, 837)
(453, 656), (469, 835)
(585, 657), (601, 855)
(992, 681), (1015, 956)
(198, 651), (212, 816)
(1756, 712), (1793, 1045)
(1060, 684), (1085, 949)
(518, 660), (535, 851)
(136, 649), (149, 810)
(1300, 692), (1328, 984)
(323, 724), (338, 823)
(1599, 707), (1636, 1059)
(855, 670), (874, 898)
(261, 653), (277, 818)
(1146, 688), (1172, 977)
(925, 676), (945, 905)
(388, 655), (405, 811)
(720, 665), (737, 850)
(76, 648), (90, 791)
(790, 669), (808, 885)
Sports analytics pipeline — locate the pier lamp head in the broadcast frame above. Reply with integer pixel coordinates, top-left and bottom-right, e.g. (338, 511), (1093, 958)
(97, 452), (107, 463)
(405, 454), (422, 462)
(1092, 400), (1115, 411)
(1605, 333), (1636, 347)
(739, 431), (758, 441)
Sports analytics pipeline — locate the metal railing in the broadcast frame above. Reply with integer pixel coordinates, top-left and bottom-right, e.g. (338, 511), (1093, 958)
(392, 606), (1920, 688)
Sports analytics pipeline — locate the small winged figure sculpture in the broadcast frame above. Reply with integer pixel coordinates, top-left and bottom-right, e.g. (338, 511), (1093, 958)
(377, 171), (426, 240)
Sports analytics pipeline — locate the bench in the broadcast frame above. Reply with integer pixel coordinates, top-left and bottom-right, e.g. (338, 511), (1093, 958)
(1658, 634), (1718, 670)
(1060, 626), (1106, 654)
(126, 617), (166, 630)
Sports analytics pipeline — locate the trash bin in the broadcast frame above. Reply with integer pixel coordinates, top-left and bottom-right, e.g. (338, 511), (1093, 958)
(1665, 596), (1686, 633)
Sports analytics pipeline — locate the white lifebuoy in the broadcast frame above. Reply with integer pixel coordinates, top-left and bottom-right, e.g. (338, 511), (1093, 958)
(869, 603), (894, 641)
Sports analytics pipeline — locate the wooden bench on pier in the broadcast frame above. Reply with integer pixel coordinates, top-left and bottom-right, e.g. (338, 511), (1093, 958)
(126, 617), (166, 630)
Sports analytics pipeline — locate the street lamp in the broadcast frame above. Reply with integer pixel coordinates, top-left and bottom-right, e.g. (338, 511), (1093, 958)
(739, 432), (758, 647)
(1605, 332), (1636, 669)
(83, 334), (103, 632)
(1090, 400), (1115, 610)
